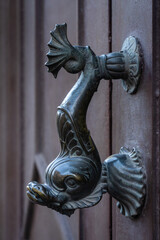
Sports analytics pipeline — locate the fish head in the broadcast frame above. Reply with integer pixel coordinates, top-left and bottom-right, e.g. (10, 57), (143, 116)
(27, 156), (101, 216)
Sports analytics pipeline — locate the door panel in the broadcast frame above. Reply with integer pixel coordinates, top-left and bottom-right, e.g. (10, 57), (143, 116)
(43, 0), (79, 239)
(78, 1), (111, 239)
(0, 0), (21, 239)
(22, 0), (79, 239)
(22, 0), (36, 212)
(112, 0), (153, 239)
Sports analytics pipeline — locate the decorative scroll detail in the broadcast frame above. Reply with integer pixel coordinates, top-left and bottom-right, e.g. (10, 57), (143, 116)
(27, 23), (145, 218)
(56, 109), (83, 157)
(57, 108), (95, 155)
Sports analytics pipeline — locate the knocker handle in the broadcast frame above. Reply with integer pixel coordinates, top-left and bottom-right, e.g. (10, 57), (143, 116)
(27, 23), (146, 218)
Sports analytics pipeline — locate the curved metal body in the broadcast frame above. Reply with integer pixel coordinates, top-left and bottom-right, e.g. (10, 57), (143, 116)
(27, 23), (146, 218)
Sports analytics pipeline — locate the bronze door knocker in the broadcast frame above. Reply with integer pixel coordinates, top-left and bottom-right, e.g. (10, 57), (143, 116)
(27, 23), (146, 218)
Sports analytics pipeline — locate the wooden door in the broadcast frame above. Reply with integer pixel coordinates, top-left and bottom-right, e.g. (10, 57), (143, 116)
(21, 1), (80, 239)
(111, 1), (154, 239)
(0, 0), (160, 240)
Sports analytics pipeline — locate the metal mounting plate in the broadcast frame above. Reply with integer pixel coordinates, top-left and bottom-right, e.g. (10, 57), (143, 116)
(121, 36), (143, 94)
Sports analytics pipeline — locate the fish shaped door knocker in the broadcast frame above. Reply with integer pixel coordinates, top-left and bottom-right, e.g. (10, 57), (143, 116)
(27, 23), (146, 218)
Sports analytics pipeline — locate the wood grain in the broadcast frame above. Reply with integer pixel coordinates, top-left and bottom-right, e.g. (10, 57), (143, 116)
(112, 0), (153, 239)
(78, 1), (111, 240)
(0, 0), (21, 239)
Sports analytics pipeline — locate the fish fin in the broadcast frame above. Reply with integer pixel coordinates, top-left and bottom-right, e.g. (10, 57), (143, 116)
(45, 23), (82, 78)
(104, 147), (146, 218)
(62, 165), (107, 210)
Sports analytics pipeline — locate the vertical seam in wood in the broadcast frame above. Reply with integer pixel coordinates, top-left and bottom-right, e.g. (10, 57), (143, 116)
(77, 0), (84, 46)
(35, 0), (45, 153)
(20, 0), (25, 235)
(77, 0), (85, 239)
(22, 162), (38, 239)
(108, 0), (112, 239)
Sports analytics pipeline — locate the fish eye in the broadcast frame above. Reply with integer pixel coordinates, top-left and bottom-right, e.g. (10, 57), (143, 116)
(65, 177), (77, 188)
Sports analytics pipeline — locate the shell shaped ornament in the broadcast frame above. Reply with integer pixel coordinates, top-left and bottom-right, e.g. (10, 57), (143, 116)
(27, 23), (146, 218)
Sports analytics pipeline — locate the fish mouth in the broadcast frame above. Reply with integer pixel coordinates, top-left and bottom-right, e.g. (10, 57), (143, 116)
(26, 181), (56, 205)
(26, 181), (75, 217)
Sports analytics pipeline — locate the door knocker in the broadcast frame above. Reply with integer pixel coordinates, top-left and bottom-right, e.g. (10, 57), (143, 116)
(27, 23), (146, 218)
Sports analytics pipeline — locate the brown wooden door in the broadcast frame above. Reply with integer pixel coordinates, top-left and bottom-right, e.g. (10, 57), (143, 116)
(111, 1), (154, 239)
(0, 0), (160, 240)
(22, 1), (80, 239)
